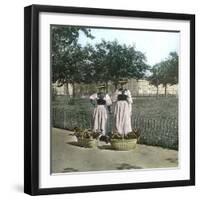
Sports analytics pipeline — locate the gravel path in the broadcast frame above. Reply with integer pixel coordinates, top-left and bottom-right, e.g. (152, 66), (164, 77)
(51, 128), (178, 173)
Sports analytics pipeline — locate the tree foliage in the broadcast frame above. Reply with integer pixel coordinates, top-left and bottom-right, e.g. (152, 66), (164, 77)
(89, 40), (149, 88)
(51, 25), (94, 85)
(147, 52), (178, 96)
(51, 26), (149, 96)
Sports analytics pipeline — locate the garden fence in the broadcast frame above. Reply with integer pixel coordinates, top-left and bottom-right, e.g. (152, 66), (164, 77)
(52, 107), (178, 150)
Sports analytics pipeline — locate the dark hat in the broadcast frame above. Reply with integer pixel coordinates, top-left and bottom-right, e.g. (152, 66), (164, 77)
(97, 84), (106, 89)
(118, 78), (128, 84)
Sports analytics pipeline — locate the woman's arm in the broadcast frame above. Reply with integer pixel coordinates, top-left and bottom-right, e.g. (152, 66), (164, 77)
(105, 94), (112, 113)
(89, 93), (97, 106)
(126, 90), (133, 104)
(126, 90), (133, 115)
(112, 90), (118, 103)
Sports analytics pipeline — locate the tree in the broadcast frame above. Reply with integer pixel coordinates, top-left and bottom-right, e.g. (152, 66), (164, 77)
(147, 52), (178, 97)
(147, 64), (162, 97)
(51, 26), (94, 84)
(88, 41), (111, 91)
(159, 52), (178, 96)
(60, 44), (91, 97)
(51, 26), (94, 97)
(106, 40), (149, 88)
(52, 28), (149, 96)
(89, 40), (149, 90)
(165, 52), (178, 85)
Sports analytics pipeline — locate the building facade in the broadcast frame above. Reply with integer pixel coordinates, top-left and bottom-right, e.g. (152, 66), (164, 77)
(52, 79), (178, 97)
(127, 79), (178, 96)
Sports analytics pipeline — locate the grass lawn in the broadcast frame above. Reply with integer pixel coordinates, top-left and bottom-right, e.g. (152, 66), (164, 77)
(52, 95), (178, 120)
(132, 96), (178, 119)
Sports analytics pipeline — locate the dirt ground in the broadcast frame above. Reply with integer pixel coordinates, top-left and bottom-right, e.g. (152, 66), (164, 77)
(51, 128), (178, 173)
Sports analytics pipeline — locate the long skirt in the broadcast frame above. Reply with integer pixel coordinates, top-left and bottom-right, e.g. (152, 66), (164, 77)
(114, 101), (132, 135)
(93, 105), (108, 135)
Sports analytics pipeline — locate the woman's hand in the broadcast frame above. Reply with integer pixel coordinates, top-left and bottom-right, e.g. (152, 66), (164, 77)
(90, 99), (96, 107)
(107, 106), (112, 114)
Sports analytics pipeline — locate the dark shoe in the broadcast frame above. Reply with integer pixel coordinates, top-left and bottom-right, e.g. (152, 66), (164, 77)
(99, 135), (110, 144)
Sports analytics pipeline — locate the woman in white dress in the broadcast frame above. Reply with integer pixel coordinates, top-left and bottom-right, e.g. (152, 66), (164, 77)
(90, 85), (112, 136)
(112, 79), (133, 136)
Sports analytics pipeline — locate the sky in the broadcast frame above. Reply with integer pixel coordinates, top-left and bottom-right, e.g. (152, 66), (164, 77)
(78, 28), (179, 66)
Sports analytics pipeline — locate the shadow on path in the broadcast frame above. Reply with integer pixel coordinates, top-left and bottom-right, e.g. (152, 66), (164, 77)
(116, 163), (143, 170)
(62, 167), (79, 173)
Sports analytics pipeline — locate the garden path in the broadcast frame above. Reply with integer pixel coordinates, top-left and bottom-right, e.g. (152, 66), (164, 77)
(52, 128), (178, 173)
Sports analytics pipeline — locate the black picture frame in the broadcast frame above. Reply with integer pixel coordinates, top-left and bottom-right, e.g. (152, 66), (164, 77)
(24, 4), (195, 196)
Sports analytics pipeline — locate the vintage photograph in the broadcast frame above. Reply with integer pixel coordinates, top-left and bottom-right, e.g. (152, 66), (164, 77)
(51, 25), (179, 174)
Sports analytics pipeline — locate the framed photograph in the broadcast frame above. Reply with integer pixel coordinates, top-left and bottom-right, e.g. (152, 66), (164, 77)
(24, 4), (195, 195)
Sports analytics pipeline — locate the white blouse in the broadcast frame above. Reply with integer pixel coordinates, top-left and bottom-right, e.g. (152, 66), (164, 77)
(112, 89), (133, 104)
(89, 93), (112, 106)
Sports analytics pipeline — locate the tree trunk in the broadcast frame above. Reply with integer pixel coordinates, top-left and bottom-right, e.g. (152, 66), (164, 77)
(79, 84), (84, 97)
(65, 82), (69, 96)
(105, 81), (108, 93)
(136, 79), (139, 96)
(156, 85), (159, 98)
(164, 84), (167, 97)
(72, 82), (76, 98)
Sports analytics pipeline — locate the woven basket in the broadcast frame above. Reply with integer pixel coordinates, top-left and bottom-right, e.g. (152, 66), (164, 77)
(110, 138), (137, 151)
(77, 138), (97, 148)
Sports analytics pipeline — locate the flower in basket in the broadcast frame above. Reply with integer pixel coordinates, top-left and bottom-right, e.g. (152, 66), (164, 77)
(73, 128), (100, 148)
(111, 128), (141, 140)
(73, 127), (101, 139)
(73, 127), (84, 138)
(124, 129), (140, 139)
(111, 132), (123, 139)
